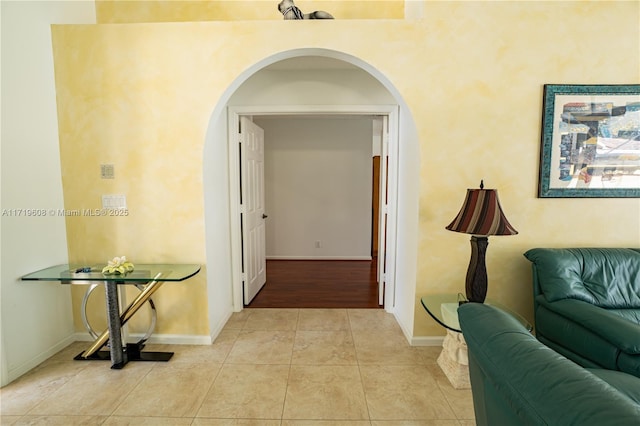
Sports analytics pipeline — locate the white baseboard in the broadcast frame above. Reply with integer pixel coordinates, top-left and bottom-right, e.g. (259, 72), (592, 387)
(5, 327), (223, 386)
(6, 334), (76, 386)
(266, 256), (372, 260)
(73, 332), (212, 345)
(71, 310), (234, 347)
(411, 336), (445, 347)
(391, 311), (444, 347)
(71, 309), (235, 346)
(393, 311), (415, 344)
(209, 310), (233, 343)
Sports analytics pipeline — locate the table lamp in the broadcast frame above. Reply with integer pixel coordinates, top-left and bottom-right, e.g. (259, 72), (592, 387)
(446, 181), (518, 303)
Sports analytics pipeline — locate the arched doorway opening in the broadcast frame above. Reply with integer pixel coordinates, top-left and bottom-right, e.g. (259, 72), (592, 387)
(203, 48), (421, 340)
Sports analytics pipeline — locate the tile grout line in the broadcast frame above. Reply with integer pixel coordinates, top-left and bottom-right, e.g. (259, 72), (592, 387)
(193, 308), (247, 422)
(279, 308), (300, 422)
(348, 309), (374, 422)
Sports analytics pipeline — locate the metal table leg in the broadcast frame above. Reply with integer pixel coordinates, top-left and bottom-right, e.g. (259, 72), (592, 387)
(104, 280), (126, 369)
(81, 283), (157, 342)
(78, 273), (172, 368)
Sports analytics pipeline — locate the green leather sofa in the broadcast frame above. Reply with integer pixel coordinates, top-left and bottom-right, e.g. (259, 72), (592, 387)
(524, 248), (640, 378)
(459, 303), (640, 426)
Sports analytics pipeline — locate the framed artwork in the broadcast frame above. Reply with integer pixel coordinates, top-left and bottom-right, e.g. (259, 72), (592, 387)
(538, 84), (640, 198)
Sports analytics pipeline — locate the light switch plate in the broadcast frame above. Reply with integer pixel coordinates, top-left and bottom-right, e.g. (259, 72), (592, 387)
(102, 194), (127, 210)
(100, 164), (115, 179)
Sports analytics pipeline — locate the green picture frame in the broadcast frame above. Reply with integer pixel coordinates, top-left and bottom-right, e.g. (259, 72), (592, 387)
(538, 84), (640, 198)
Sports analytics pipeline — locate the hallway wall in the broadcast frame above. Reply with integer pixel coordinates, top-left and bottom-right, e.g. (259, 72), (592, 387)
(255, 116), (374, 259)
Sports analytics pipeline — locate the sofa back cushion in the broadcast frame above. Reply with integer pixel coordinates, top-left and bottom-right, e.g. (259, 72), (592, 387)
(524, 248), (640, 308)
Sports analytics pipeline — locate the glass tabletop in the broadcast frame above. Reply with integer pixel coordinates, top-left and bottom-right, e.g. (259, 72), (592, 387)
(21, 263), (201, 284)
(421, 293), (532, 332)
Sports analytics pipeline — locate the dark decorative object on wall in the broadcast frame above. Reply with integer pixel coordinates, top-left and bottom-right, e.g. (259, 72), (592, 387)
(278, 0), (334, 19)
(539, 84), (640, 198)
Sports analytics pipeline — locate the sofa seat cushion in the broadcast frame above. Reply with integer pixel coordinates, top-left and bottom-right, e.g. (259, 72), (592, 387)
(587, 368), (640, 404)
(536, 296), (640, 354)
(536, 297), (640, 377)
(609, 308), (640, 323)
(536, 303), (620, 370)
(618, 353), (640, 379)
(524, 248), (640, 308)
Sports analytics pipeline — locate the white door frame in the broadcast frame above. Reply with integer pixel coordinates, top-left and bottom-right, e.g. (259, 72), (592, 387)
(228, 104), (400, 312)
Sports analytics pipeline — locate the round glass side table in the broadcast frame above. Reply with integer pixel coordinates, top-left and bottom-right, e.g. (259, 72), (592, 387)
(420, 294), (532, 389)
(421, 293), (532, 332)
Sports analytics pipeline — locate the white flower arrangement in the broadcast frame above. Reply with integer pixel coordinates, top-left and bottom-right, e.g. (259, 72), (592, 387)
(102, 256), (135, 275)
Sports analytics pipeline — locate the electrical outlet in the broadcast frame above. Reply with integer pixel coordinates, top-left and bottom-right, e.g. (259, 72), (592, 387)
(315, 240), (321, 248)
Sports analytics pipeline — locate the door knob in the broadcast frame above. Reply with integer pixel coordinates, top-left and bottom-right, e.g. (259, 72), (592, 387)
(262, 214), (268, 219)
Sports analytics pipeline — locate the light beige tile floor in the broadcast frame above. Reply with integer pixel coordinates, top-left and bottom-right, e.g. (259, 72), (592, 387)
(0, 309), (476, 425)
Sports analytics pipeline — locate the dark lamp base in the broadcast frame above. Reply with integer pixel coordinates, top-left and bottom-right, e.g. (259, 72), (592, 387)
(465, 236), (489, 303)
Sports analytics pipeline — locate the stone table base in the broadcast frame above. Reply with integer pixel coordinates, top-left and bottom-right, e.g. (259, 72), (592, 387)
(437, 329), (470, 389)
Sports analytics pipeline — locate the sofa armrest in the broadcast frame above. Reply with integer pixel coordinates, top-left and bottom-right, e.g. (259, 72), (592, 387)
(459, 303), (640, 425)
(539, 298), (640, 354)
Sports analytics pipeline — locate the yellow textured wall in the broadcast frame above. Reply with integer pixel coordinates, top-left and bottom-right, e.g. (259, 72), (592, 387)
(95, 0), (404, 23)
(52, 1), (640, 338)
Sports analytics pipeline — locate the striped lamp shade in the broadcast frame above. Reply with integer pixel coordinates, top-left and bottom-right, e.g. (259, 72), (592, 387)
(446, 188), (518, 236)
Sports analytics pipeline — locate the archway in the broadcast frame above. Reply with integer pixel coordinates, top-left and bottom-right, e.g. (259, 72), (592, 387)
(203, 48), (421, 341)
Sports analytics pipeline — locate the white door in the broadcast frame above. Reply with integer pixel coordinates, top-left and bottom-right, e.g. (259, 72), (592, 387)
(240, 116), (267, 304)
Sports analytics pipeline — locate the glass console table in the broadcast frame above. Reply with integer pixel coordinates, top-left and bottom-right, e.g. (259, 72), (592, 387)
(22, 263), (201, 369)
(420, 294), (532, 389)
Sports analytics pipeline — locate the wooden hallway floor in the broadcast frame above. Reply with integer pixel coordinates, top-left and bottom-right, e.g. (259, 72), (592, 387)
(247, 259), (381, 308)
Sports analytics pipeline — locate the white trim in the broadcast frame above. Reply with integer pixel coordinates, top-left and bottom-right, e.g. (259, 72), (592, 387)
(266, 256), (372, 261)
(208, 309), (233, 344)
(394, 310), (415, 344)
(411, 336), (445, 347)
(72, 310), (234, 348)
(73, 332), (213, 345)
(228, 105), (400, 313)
(228, 109), (244, 310)
(385, 110), (400, 313)
(392, 312), (444, 347)
(230, 105), (397, 116)
(6, 334), (76, 384)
